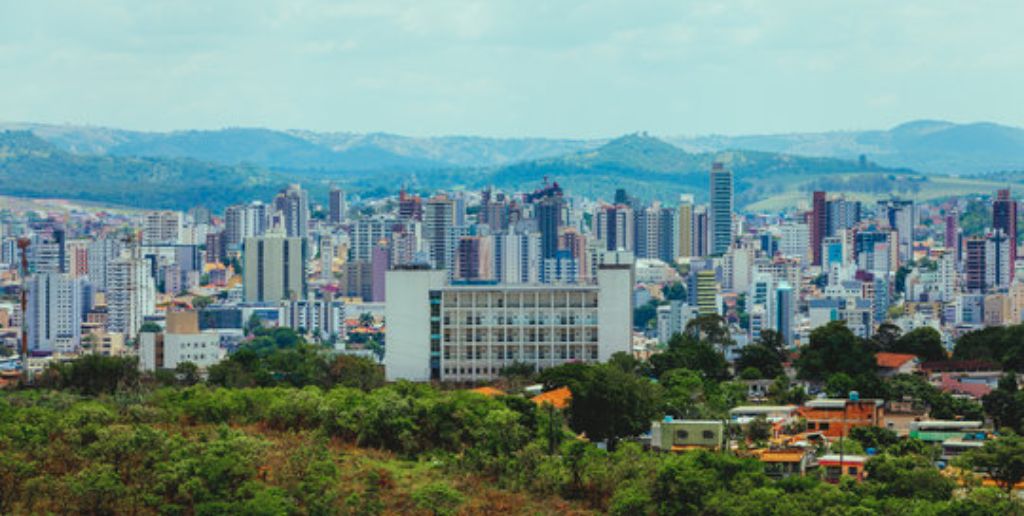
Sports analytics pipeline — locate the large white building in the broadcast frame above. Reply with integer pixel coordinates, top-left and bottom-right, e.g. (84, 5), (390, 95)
(385, 264), (634, 382)
(26, 272), (84, 353)
(143, 211), (183, 245)
(280, 295), (346, 341)
(243, 233), (307, 303)
(106, 252), (156, 340)
(139, 311), (224, 371)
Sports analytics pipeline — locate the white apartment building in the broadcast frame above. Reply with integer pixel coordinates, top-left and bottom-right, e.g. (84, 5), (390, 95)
(106, 252), (156, 340)
(385, 264), (634, 382)
(138, 311), (224, 371)
(143, 211), (183, 245)
(26, 273), (84, 353)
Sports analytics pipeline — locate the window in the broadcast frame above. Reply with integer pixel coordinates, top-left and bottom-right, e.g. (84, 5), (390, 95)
(848, 467), (858, 475)
(807, 422), (816, 430)
(675, 430), (689, 440)
(819, 423), (830, 431)
(702, 430), (715, 439)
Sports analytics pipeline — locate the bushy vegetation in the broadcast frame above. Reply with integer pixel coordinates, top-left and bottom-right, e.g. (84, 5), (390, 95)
(3, 322), (1024, 514)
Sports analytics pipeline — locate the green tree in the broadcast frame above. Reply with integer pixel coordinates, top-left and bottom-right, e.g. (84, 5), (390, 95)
(864, 454), (955, 501)
(412, 482), (465, 516)
(139, 321), (162, 333)
(958, 433), (1024, 493)
(983, 374), (1024, 433)
(891, 327), (946, 362)
(795, 321), (875, 381)
(175, 361), (201, 386)
(650, 333), (729, 382)
(568, 363), (660, 450)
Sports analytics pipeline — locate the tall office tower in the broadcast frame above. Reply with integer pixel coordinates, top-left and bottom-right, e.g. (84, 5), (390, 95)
(936, 251), (957, 301)
(242, 233), (307, 303)
(595, 204), (635, 252)
(319, 236), (336, 280)
(779, 222), (810, 260)
(497, 231), (541, 284)
(880, 198), (915, 264)
(964, 237), (986, 293)
(205, 231), (226, 264)
(143, 211), (183, 245)
(694, 206), (709, 257)
(340, 260), (374, 300)
(559, 227), (588, 279)
(657, 206), (678, 264)
(67, 240), (90, 277)
(398, 189), (424, 221)
(986, 229), (1012, 290)
(709, 162), (734, 255)
(273, 184), (310, 238)
(825, 197), (862, 235)
(534, 196), (564, 261)
(945, 209), (960, 260)
(634, 205), (662, 259)
(32, 229), (66, 274)
(478, 189), (508, 231)
(371, 239), (390, 302)
(224, 202), (268, 247)
(677, 196), (695, 258)
(385, 263), (633, 382)
(86, 238), (122, 291)
(691, 268), (719, 316)
(106, 251), (156, 340)
(454, 235), (494, 281)
(775, 281), (795, 346)
(424, 195), (456, 269)
(993, 189), (1017, 278)
(749, 272), (775, 326)
(810, 191), (827, 266)
(329, 188), (347, 224)
(350, 219), (396, 262)
(26, 273), (84, 353)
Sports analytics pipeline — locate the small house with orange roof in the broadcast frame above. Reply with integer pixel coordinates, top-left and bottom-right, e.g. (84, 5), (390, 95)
(470, 386), (506, 397)
(531, 386), (572, 410)
(876, 352), (919, 377)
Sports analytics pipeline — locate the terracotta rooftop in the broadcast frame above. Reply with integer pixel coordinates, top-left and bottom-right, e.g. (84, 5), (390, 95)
(876, 352), (918, 369)
(531, 386), (572, 410)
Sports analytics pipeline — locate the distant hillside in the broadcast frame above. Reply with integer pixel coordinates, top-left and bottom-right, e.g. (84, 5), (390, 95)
(483, 133), (902, 204)
(0, 131), (283, 210)
(670, 120), (1024, 175)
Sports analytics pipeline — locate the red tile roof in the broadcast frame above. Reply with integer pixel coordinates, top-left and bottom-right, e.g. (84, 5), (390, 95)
(876, 352), (917, 369)
(531, 386), (572, 410)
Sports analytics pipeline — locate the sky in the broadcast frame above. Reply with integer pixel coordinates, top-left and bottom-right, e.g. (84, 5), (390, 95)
(1, 0), (1023, 138)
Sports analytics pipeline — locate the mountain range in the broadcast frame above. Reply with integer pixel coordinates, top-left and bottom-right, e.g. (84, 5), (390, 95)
(1, 119), (1022, 211)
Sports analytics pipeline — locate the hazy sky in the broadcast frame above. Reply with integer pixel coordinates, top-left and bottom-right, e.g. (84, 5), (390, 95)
(1, 0), (1022, 138)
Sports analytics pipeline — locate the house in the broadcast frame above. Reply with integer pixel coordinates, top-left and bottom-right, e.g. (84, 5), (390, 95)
(531, 386), (572, 410)
(649, 418), (725, 452)
(909, 420), (985, 443)
(758, 448), (819, 479)
(729, 405), (799, 429)
(798, 399), (885, 439)
(875, 352), (919, 377)
(819, 454), (867, 483)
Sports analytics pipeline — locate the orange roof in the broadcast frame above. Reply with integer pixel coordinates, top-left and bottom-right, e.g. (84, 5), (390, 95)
(760, 450), (807, 463)
(470, 386), (506, 397)
(876, 352), (917, 369)
(531, 386), (572, 410)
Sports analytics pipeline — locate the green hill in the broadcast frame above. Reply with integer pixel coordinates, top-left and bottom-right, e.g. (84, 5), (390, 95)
(0, 131), (284, 210)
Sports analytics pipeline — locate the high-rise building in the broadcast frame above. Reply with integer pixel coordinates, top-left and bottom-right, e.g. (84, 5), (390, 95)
(964, 237), (986, 293)
(205, 231), (226, 264)
(398, 189), (424, 221)
(424, 195), (456, 269)
(595, 204), (634, 252)
(384, 264), (634, 382)
(242, 233), (307, 303)
(677, 196), (695, 258)
(776, 281), (795, 346)
(945, 208), (960, 261)
(810, 191), (827, 266)
(879, 198), (915, 264)
(497, 231), (541, 284)
(986, 229), (1012, 291)
(709, 162), (734, 255)
(106, 251), (157, 340)
(693, 269), (718, 316)
(993, 189), (1017, 279)
(224, 202), (268, 247)
(329, 188), (347, 225)
(86, 238), (122, 291)
(371, 240), (390, 302)
(455, 235), (495, 282)
(143, 211), (183, 245)
(26, 272), (84, 353)
(273, 184), (310, 238)
(534, 196), (564, 261)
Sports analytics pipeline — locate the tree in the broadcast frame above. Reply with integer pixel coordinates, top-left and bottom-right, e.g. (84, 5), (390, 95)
(664, 282), (687, 301)
(865, 454), (955, 501)
(139, 322), (162, 333)
(745, 416), (773, 443)
(767, 375), (807, 405)
(412, 482), (464, 516)
(983, 374), (1024, 433)
(650, 333), (729, 382)
(795, 321), (875, 381)
(735, 330), (787, 379)
(568, 363), (660, 450)
(959, 433), (1024, 493)
(849, 426), (898, 451)
(684, 314), (733, 348)
(892, 327), (946, 362)
(175, 361), (201, 386)
(870, 322), (902, 352)
(327, 354), (385, 391)
(191, 295), (214, 310)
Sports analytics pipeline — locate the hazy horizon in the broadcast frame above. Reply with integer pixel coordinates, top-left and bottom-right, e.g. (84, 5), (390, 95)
(2, 1), (1023, 138)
